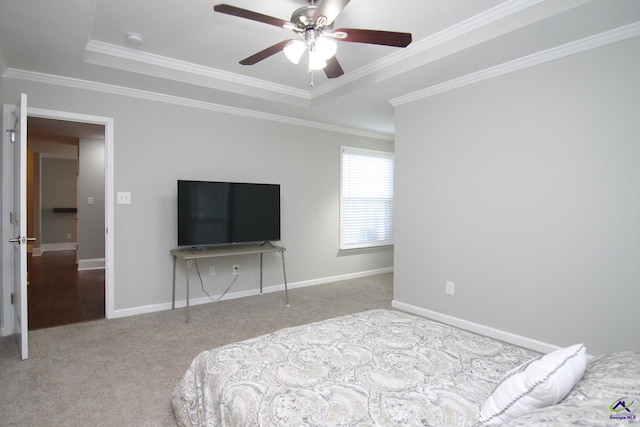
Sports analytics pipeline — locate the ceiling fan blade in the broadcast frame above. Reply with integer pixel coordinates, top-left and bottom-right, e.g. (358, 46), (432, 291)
(324, 56), (344, 79)
(334, 28), (412, 47)
(239, 40), (292, 65)
(214, 4), (293, 29)
(313, 0), (351, 26)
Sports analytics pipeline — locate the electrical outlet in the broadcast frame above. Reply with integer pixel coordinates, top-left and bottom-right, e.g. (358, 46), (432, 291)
(66, 233), (72, 240)
(117, 192), (132, 204)
(233, 265), (239, 275)
(446, 281), (455, 296)
(209, 266), (215, 276)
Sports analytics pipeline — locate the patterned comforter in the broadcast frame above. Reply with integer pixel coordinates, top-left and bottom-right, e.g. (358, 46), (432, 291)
(172, 309), (539, 426)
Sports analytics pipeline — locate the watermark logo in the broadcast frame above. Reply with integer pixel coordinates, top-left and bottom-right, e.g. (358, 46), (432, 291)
(610, 398), (637, 421)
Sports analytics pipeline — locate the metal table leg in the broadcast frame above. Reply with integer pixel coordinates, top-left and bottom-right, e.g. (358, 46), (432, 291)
(185, 259), (192, 323)
(281, 250), (289, 306)
(171, 255), (177, 309)
(259, 253), (263, 294)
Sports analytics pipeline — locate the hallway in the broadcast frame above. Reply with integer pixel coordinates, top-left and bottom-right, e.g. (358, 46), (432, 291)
(27, 250), (105, 330)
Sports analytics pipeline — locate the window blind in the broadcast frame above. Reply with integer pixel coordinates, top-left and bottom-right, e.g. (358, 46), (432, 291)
(340, 147), (394, 250)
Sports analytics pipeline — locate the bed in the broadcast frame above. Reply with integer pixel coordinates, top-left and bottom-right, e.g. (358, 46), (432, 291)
(172, 309), (639, 426)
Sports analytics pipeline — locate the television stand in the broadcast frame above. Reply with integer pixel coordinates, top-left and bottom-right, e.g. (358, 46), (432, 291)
(171, 244), (288, 323)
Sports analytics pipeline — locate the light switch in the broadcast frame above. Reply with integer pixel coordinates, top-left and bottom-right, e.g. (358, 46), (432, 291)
(117, 192), (132, 204)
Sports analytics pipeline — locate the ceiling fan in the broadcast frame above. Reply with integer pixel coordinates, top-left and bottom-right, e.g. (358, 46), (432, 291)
(213, 0), (412, 80)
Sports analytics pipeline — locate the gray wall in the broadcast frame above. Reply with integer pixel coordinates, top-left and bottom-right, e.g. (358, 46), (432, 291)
(78, 137), (105, 261)
(1, 79), (393, 313)
(394, 38), (640, 356)
(40, 157), (77, 245)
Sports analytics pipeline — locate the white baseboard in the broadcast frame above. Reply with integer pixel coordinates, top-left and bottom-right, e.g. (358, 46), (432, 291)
(40, 242), (77, 252)
(78, 258), (105, 271)
(113, 287), (265, 318)
(391, 300), (559, 354)
(112, 267), (394, 319)
(286, 267), (394, 290)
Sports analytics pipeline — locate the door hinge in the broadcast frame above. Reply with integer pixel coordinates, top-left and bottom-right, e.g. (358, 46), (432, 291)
(11, 293), (15, 305)
(10, 211), (15, 224)
(7, 129), (16, 143)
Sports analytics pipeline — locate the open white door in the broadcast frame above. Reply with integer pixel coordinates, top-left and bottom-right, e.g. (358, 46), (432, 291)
(8, 93), (29, 360)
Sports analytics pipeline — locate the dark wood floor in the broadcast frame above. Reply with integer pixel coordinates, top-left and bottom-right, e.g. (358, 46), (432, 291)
(27, 250), (105, 330)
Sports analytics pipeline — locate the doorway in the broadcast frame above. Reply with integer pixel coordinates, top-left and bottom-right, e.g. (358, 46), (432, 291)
(2, 103), (114, 351)
(27, 117), (106, 329)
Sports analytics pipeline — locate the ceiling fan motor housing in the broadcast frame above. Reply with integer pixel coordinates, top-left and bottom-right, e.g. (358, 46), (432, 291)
(290, 6), (333, 32)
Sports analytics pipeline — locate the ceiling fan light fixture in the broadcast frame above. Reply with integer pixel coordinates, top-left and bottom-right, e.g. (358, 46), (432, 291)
(284, 39), (306, 64)
(315, 36), (337, 60)
(308, 49), (327, 71)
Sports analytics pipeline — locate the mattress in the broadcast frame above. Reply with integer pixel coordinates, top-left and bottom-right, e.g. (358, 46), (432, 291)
(172, 309), (538, 426)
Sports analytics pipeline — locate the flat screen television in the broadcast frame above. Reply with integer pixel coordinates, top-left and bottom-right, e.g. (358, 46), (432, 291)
(177, 180), (280, 247)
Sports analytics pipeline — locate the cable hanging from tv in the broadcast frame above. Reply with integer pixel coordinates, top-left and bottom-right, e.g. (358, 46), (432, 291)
(194, 260), (239, 302)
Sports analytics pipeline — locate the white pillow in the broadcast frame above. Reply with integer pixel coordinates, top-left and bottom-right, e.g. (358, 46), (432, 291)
(478, 343), (587, 425)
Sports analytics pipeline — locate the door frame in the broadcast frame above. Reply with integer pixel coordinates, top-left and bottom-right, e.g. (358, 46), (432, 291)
(2, 106), (115, 335)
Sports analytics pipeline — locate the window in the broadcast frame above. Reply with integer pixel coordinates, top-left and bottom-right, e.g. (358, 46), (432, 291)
(340, 147), (394, 250)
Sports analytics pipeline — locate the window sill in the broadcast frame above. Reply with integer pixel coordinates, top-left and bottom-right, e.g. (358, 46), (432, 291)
(337, 244), (394, 257)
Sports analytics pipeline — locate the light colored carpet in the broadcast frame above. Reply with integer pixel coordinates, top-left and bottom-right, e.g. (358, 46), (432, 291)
(0, 273), (393, 426)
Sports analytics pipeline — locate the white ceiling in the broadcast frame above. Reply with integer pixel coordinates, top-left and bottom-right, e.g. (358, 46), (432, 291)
(1, 0), (640, 137)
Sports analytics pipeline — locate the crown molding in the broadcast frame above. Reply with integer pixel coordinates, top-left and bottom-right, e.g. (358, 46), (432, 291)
(312, 0), (545, 98)
(85, 40), (310, 102)
(2, 68), (392, 141)
(390, 20), (640, 107)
